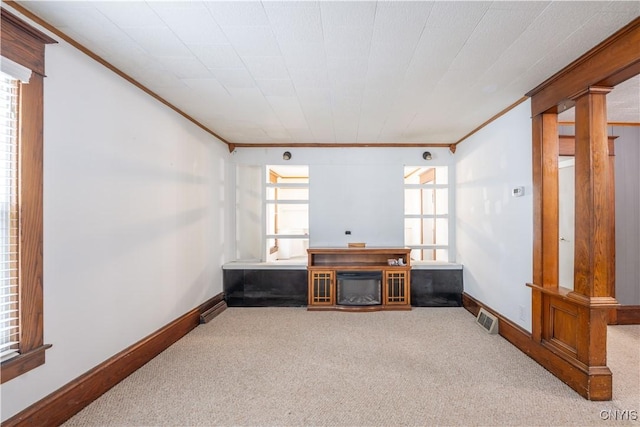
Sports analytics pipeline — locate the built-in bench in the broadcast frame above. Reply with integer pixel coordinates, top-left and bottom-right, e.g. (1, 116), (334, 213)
(223, 261), (462, 307)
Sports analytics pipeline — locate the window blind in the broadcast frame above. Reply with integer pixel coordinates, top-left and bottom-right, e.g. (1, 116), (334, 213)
(0, 71), (20, 362)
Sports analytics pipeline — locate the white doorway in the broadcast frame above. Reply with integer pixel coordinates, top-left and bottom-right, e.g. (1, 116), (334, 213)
(558, 157), (575, 290)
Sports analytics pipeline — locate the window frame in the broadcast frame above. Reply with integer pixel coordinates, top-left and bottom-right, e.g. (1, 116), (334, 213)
(0, 8), (56, 384)
(263, 165), (309, 262)
(403, 166), (452, 262)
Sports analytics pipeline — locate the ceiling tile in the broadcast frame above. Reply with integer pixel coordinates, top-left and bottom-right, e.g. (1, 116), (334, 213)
(255, 79), (296, 97)
(18, 1), (95, 27)
(296, 88), (332, 108)
(121, 27), (192, 57)
(445, 8), (548, 83)
(149, 3), (229, 45)
(426, 1), (491, 29)
(205, 1), (270, 26)
(324, 25), (373, 58)
(265, 96), (309, 129)
(155, 57), (212, 79)
(190, 45), (245, 69)
(327, 56), (368, 77)
(334, 126), (359, 143)
(94, 1), (165, 28)
(265, 5), (324, 44)
(221, 26), (281, 56)
(210, 68), (256, 89)
(371, 1), (433, 44)
(278, 42), (326, 68)
(241, 56), (289, 80)
(263, 1), (320, 9)
(287, 128), (316, 142)
(320, 1), (377, 27)
(99, 42), (158, 72)
(181, 78), (229, 98)
(288, 68), (330, 90)
(604, 0), (640, 13)
(264, 129), (293, 140)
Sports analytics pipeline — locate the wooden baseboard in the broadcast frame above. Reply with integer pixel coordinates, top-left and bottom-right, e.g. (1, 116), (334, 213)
(2, 293), (226, 427)
(462, 292), (611, 401)
(610, 305), (640, 325)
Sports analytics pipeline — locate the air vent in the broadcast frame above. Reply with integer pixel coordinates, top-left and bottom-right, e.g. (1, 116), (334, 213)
(200, 300), (227, 324)
(476, 308), (499, 334)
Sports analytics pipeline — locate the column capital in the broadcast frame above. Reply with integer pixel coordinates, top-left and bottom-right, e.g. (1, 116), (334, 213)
(569, 86), (613, 101)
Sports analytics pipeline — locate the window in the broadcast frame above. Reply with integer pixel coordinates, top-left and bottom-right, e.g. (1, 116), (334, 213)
(265, 165), (309, 261)
(234, 164), (309, 262)
(1, 8), (55, 384)
(404, 166), (450, 262)
(0, 72), (19, 363)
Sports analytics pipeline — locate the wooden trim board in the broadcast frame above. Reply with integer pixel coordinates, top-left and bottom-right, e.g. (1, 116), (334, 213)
(611, 305), (640, 325)
(2, 293), (226, 427)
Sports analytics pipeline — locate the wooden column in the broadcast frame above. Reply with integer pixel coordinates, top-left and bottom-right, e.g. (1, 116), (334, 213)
(572, 87), (615, 300)
(531, 113), (559, 342)
(569, 87), (618, 381)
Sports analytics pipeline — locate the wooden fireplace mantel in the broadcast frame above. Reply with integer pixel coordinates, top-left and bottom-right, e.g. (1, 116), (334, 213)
(307, 247), (411, 311)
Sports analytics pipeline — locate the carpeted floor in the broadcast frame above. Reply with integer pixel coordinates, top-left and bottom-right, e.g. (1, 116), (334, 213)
(64, 308), (640, 426)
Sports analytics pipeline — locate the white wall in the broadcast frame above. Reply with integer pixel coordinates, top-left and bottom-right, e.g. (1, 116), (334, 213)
(230, 147), (456, 256)
(613, 126), (640, 305)
(310, 162), (402, 247)
(1, 24), (230, 421)
(235, 164), (262, 260)
(455, 100), (533, 331)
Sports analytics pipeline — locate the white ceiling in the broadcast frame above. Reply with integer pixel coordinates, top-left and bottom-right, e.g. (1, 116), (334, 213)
(13, 1), (640, 145)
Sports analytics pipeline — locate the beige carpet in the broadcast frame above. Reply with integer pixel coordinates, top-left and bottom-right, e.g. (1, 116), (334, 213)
(64, 308), (639, 426)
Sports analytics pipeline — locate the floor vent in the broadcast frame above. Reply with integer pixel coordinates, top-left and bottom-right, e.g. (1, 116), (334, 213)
(200, 300), (227, 324)
(476, 308), (499, 334)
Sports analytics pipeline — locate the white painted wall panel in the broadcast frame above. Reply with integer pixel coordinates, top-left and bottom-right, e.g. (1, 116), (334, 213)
(310, 163), (403, 247)
(455, 100), (533, 331)
(1, 34), (229, 421)
(235, 164), (262, 260)
(230, 147), (456, 255)
(614, 126), (640, 305)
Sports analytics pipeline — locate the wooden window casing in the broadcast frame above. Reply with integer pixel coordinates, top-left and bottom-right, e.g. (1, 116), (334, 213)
(0, 7), (56, 384)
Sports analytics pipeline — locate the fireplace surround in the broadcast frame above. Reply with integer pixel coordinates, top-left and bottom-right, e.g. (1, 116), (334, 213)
(307, 247), (411, 311)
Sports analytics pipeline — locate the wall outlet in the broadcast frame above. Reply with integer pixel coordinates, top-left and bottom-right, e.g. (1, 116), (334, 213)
(512, 186), (524, 197)
(519, 305), (525, 321)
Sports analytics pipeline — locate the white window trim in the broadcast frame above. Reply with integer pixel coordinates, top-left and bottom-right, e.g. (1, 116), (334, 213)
(262, 165), (309, 262)
(404, 165), (455, 263)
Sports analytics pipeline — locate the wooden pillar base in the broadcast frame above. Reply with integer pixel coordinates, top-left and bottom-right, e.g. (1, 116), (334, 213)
(528, 283), (617, 400)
